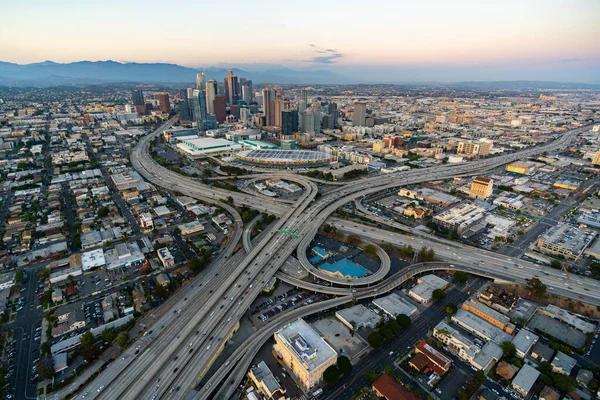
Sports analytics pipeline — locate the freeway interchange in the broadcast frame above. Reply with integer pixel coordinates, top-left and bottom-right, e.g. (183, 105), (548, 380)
(75, 123), (592, 400)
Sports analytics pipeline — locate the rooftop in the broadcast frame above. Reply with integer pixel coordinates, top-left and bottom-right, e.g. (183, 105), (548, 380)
(512, 364), (540, 394)
(250, 361), (283, 396)
(451, 309), (513, 344)
(463, 298), (511, 325)
(372, 293), (418, 317)
(511, 328), (539, 355)
(372, 373), (420, 400)
(335, 304), (380, 330)
(81, 249), (106, 269)
(274, 318), (337, 372)
(235, 149), (334, 164)
(538, 223), (596, 257)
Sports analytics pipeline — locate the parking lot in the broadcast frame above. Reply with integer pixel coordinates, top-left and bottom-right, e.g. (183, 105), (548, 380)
(250, 287), (333, 326)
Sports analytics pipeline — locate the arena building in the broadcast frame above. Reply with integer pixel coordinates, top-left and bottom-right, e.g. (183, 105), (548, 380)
(233, 149), (336, 168)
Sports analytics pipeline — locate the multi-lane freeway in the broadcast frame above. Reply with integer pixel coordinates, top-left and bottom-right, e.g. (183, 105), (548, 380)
(75, 123), (590, 400)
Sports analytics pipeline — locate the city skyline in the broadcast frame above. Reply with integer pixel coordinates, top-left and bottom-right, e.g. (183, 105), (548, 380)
(1, 0), (599, 83)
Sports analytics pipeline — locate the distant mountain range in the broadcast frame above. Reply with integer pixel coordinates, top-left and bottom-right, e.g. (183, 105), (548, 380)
(0, 60), (345, 86)
(0, 60), (598, 88)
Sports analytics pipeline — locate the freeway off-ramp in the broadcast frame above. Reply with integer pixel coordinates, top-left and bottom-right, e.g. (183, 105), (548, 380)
(74, 122), (591, 400)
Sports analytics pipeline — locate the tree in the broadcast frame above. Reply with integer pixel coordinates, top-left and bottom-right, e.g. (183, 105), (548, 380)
(432, 289), (446, 301)
(97, 206), (109, 218)
(404, 244), (414, 258)
(474, 369), (485, 384)
(37, 268), (51, 279)
(453, 271), (468, 284)
(40, 341), (51, 356)
(365, 370), (380, 386)
(364, 244), (377, 257)
(384, 365), (394, 376)
(550, 260), (562, 269)
(445, 304), (458, 315)
(337, 356), (352, 375)
(15, 270), (24, 284)
(101, 327), (118, 343)
(323, 365), (340, 384)
(380, 327), (394, 341)
(116, 331), (129, 348)
(226, 196), (234, 205)
(80, 331), (99, 361)
(551, 374), (576, 396)
(396, 314), (411, 328)
(385, 320), (401, 335)
(500, 341), (517, 358)
(37, 356), (55, 380)
(367, 332), (383, 348)
(525, 277), (547, 298)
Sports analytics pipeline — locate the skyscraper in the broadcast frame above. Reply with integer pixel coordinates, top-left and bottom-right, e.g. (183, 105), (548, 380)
(189, 89), (201, 124)
(239, 107), (251, 122)
(157, 93), (170, 114)
(214, 95), (227, 122)
(131, 90), (144, 106)
(226, 69), (239, 104)
(301, 89), (308, 105)
(242, 80), (253, 103)
(303, 108), (315, 133)
(179, 100), (191, 121)
(281, 109), (298, 135)
(274, 92), (289, 127)
(353, 102), (367, 126)
(262, 88), (276, 126)
(196, 72), (205, 90)
(321, 114), (333, 130)
(206, 80), (217, 114)
(328, 102), (338, 127)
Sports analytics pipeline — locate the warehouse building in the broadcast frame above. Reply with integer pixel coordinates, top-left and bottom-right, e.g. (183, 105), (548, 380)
(104, 242), (145, 270)
(335, 304), (380, 330)
(177, 221), (205, 236)
(49, 266), (83, 285)
(505, 161), (536, 175)
(409, 274), (449, 304)
(372, 293), (418, 318)
(81, 249), (106, 271)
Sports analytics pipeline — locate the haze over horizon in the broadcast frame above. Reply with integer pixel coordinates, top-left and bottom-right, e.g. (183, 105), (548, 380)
(1, 0), (599, 83)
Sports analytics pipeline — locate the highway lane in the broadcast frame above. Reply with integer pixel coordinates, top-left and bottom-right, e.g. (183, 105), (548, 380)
(331, 220), (600, 305)
(130, 118), (290, 216)
(179, 127), (584, 398)
(143, 185), (328, 399)
(93, 175), (319, 400)
(80, 125), (584, 398)
(194, 129), (584, 398)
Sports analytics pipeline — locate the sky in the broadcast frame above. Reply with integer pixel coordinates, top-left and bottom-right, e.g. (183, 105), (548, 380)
(1, 0), (599, 83)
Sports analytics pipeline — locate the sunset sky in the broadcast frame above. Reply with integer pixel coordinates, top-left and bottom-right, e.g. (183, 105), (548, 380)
(1, 0), (599, 82)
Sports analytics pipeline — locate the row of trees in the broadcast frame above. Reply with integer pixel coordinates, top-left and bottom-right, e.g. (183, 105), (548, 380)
(323, 356), (353, 384)
(367, 314), (412, 348)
